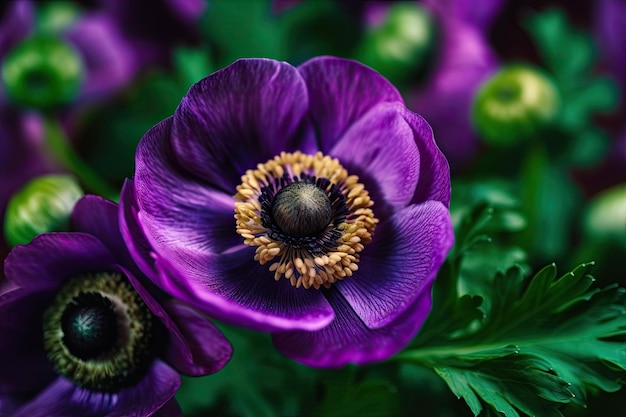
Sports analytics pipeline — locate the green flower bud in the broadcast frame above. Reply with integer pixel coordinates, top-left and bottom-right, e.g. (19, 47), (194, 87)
(1, 35), (83, 110)
(357, 3), (436, 85)
(37, 1), (81, 34)
(472, 65), (560, 146)
(4, 175), (84, 247)
(583, 183), (626, 248)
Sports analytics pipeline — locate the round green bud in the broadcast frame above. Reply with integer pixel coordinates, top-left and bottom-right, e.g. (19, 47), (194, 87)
(472, 65), (560, 146)
(4, 174), (84, 247)
(1, 35), (83, 110)
(36, 1), (81, 34)
(357, 3), (436, 84)
(583, 183), (626, 248)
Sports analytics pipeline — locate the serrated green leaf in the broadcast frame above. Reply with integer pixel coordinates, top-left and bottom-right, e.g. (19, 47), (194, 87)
(401, 262), (626, 417)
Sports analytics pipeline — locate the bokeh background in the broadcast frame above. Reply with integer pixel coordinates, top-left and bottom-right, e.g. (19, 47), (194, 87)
(1, 0), (625, 416)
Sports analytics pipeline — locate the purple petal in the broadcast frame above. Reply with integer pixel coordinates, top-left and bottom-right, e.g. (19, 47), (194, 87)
(71, 195), (133, 264)
(134, 118), (242, 255)
(151, 246), (335, 332)
(4, 233), (116, 290)
(162, 299), (233, 376)
(298, 56), (403, 153)
(119, 180), (159, 278)
(329, 103), (419, 214)
(170, 58), (311, 192)
(153, 399), (183, 417)
(337, 201), (453, 329)
(11, 360), (180, 417)
(118, 264), (232, 376)
(108, 360), (181, 417)
(64, 15), (138, 102)
(12, 377), (116, 417)
(0, 288), (56, 394)
(272, 287), (433, 368)
(403, 109), (451, 206)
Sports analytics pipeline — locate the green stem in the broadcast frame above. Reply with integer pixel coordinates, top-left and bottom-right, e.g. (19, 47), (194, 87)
(43, 117), (118, 201)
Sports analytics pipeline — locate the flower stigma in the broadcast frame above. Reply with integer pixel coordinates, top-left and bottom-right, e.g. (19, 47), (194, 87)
(234, 152), (378, 289)
(43, 272), (155, 392)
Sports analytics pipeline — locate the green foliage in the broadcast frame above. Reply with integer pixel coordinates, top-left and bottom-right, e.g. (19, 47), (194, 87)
(524, 9), (616, 167)
(176, 324), (317, 417)
(80, 45), (212, 184)
(398, 201), (626, 417)
(309, 369), (402, 417)
(200, 0), (286, 66)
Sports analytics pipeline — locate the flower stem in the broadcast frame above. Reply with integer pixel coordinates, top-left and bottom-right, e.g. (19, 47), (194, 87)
(42, 117), (118, 201)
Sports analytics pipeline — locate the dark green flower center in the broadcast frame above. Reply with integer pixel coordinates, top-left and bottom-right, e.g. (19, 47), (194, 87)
(61, 292), (119, 360)
(43, 272), (154, 392)
(271, 182), (333, 238)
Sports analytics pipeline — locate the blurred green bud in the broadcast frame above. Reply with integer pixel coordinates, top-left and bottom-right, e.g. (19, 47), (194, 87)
(583, 183), (626, 248)
(357, 3), (436, 84)
(472, 65), (560, 146)
(1, 35), (83, 110)
(4, 175), (84, 247)
(37, 1), (81, 34)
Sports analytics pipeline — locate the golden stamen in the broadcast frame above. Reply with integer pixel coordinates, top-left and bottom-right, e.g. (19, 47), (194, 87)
(234, 152), (378, 289)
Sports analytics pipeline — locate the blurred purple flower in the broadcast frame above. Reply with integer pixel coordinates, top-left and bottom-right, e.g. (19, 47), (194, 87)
(405, 0), (502, 170)
(0, 195), (232, 416)
(103, 0), (206, 68)
(121, 56), (454, 367)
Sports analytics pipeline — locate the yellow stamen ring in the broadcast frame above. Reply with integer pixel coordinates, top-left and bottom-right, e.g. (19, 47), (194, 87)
(234, 151), (378, 289)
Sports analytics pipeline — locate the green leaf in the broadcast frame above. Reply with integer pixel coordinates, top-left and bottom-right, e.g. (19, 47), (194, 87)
(399, 262), (626, 417)
(519, 145), (581, 262)
(309, 369), (402, 417)
(176, 324), (317, 417)
(524, 9), (594, 84)
(199, 0), (286, 66)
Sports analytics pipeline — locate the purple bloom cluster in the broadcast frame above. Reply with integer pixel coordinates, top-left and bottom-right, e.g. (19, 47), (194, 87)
(121, 56), (454, 367)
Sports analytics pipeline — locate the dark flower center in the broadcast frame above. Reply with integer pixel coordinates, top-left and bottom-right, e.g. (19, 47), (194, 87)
(272, 182), (333, 238)
(235, 152), (378, 289)
(43, 272), (155, 392)
(61, 292), (119, 360)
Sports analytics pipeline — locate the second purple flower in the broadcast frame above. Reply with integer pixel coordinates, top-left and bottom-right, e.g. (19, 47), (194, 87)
(122, 56), (454, 368)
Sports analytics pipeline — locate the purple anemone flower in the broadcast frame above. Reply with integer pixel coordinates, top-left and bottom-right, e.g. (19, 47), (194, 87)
(0, 195), (232, 416)
(121, 56), (454, 368)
